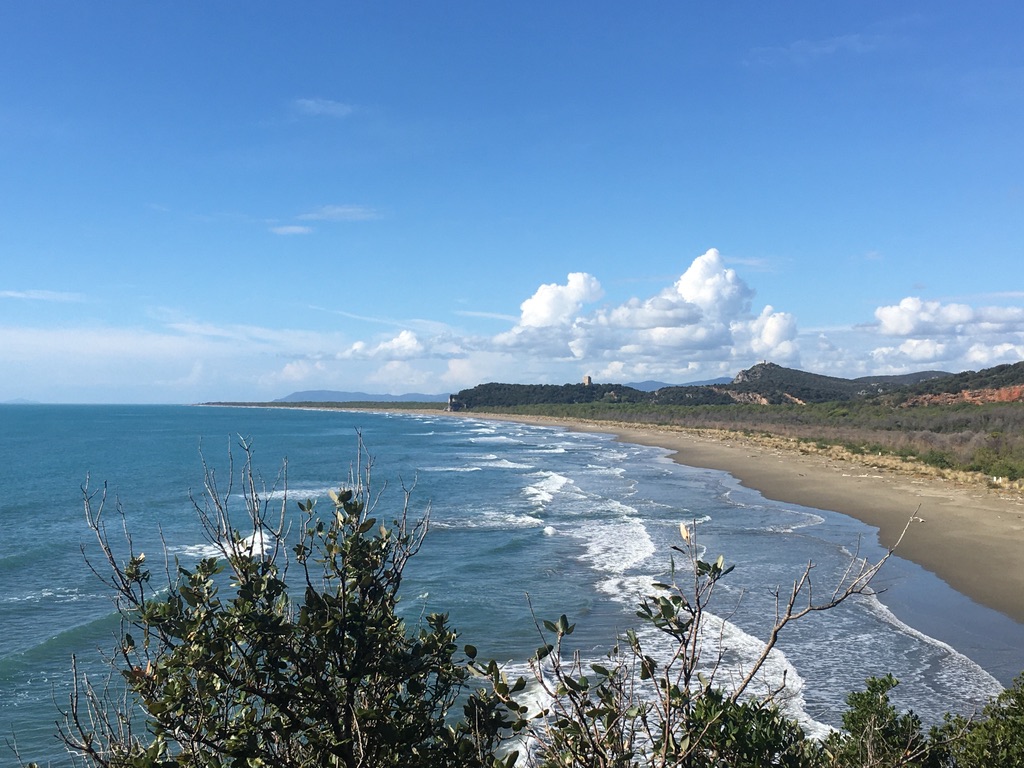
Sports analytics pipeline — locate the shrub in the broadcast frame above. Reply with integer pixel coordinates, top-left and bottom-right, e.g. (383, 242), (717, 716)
(54, 441), (516, 768)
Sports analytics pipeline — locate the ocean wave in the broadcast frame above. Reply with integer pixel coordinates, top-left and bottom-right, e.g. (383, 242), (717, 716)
(572, 517), (655, 574)
(585, 463), (627, 476)
(484, 458), (535, 470)
(432, 511), (545, 530)
(470, 435), (522, 444)
(620, 603), (831, 740)
(0, 586), (88, 605)
(765, 510), (826, 534)
(861, 592), (1003, 701)
(262, 484), (337, 501)
(522, 471), (576, 506)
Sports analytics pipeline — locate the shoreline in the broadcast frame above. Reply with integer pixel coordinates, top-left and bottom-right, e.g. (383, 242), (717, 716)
(425, 410), (1024, 624)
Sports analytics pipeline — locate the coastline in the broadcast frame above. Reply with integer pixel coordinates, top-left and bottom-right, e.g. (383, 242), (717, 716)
(427, 410), (1024, 624)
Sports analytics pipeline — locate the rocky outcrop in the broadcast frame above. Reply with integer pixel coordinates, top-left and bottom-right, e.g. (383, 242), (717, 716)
(901, 385), (1024, 407)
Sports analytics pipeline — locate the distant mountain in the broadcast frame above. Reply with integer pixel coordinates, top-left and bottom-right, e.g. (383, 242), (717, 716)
(625, 380), (676, 392)
(682, 376), (734, 387)
(276, 390), (449, 403)
(1, 398), (40, 405)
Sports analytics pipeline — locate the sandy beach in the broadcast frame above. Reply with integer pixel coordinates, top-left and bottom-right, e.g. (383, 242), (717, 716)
(429, 411), (1024, 624)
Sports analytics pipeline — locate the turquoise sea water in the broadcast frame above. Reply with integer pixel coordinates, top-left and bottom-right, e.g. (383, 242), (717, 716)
(2, 404), (1022, 765)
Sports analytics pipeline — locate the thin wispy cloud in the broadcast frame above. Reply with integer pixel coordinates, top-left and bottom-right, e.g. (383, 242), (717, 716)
(0, 289), (85, 302)
(270, 225), (313, 235)
(310, 305), (404, 327)
(455, 310), (520, 322)
(298, 204), (380, 222)
(749, 32), (883, 65)
(292, 98), (355, 118)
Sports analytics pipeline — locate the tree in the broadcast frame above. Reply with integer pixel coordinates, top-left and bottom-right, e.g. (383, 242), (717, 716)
(57, 440), (516, 768)
(931, 674), (1024, 767)
(822, 675), (935, 767)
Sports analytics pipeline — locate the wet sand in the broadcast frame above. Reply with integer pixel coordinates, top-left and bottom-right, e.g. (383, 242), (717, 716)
(437, 412), (1024, 623)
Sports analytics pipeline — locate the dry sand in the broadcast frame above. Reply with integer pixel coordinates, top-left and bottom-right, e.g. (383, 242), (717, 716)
(435, 411), (1024, 623)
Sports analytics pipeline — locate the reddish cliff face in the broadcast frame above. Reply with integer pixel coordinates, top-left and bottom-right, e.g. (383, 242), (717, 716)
(902, 385), (1024, 407)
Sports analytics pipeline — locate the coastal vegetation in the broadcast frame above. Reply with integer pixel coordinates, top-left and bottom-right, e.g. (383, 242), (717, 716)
(26, 443), (1024, 767)
(446, 362), (1024, 484)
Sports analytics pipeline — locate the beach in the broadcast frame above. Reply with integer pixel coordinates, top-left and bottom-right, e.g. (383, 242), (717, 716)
(434, 412), (1024, 624)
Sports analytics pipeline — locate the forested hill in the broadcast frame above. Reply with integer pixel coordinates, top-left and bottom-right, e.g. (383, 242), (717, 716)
(451, 361), (1024, 410)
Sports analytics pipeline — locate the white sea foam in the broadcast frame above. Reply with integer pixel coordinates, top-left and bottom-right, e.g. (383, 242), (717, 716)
(572, 517), (655, 574)
(616, 598), (832, 741)
(169, 542), (222, 560)
(585, 463), (627, 476)
(522, 471), (576, 507)
(2, 587), (85, 605)
(766, 510), (826, 533)
(433, 511), (545, 530)
(484, 458), (535, 470)
(860, 592), (1003, 699)
(263, 484), (337, 501)
(419, 465), (483, 473)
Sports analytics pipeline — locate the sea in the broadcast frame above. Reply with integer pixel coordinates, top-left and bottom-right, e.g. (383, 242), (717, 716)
(2, 404), (1023, 765)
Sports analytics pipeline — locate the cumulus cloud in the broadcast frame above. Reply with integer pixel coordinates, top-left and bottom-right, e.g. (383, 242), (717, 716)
(489, 248), (800, 381)
(875, 297), (974, 336)
(341, 330), (464, 362)
(744, 305), (799, 361)
(519, 272), (603, 328)
(868, 296), (1024, 371)
(671, 248), (754, 318)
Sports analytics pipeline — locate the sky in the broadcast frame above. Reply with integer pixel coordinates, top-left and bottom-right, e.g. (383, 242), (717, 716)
(1, 2), (1022, 403)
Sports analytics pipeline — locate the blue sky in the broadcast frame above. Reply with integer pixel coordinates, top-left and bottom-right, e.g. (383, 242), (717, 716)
(2, 2), (1022, 403)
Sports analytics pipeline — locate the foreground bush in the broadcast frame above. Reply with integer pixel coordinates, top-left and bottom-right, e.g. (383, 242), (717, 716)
(53, 443), (515, 768)
(19, 444), (1024, 767)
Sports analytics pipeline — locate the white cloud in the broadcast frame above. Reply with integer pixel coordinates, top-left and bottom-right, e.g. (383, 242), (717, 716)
(671, 248), (754, 319)
(270, 225), (313, 235)
(867, 296), (1024, 371)
(276, 360), (327, 383)
(0, 289), (85, 302)
(298, 204), (380, 222)
(744, 305), (799, 361)
(341, 330), (462, 362)
(367, 360), (433, 391)
(875, 297), (974, 336)
(292, 98), (354, 118)
(965, 342), (1024, 367)
(519, 272), (603, 328)
(750, 31), (885, 66)
(489, 248), (799, 382)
